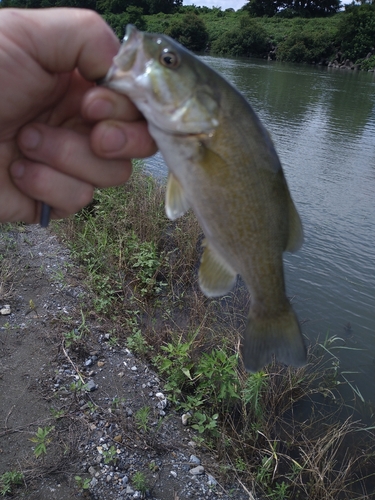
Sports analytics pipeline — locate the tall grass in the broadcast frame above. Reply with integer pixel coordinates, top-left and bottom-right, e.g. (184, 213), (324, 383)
(55, 163), (375, 499)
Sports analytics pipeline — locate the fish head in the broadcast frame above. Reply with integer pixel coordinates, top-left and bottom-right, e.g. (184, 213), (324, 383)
(103, 25), (220, 135)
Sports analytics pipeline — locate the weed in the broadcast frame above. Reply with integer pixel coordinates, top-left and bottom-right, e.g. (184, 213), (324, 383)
(29, 426), (54, 458)
(191, 411), (219, 435)
(135, 406), (151, 432)
(132, 471), (148, 493)
(69, 379), (88, 393)
(0, 471), (24, 496)
(127, 330), (152, 356)
(53, 165), (375, 499)
(50, 408), (65, 419)
(111, 397), (125, 410)
(74, 475), (91, 491)
(102, 445), (118, 465)
(242, 371), (268, 421)
(63, 329), (82, 348)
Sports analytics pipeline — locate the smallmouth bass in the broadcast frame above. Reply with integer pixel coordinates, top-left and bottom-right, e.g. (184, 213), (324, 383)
(103, 25), (307, 372)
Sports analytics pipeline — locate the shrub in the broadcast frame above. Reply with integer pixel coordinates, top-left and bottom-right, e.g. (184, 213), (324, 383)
(277, 29), (335, 63)
(336, 4), (375, 62)
(211, 19), (269, 57)
(165, 13), (209, 51)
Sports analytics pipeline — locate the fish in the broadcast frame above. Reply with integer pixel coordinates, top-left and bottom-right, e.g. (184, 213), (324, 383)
(103, 25), (307, 372)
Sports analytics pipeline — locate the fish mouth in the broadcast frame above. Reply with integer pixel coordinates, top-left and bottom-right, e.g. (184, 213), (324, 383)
(100, 25), (142, 87)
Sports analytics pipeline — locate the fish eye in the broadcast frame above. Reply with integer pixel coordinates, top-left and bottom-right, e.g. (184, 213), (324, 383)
(160, 50), (179, 69)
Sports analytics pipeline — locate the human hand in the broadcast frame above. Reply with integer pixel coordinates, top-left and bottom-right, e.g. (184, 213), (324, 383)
(0, 8), (156, 224)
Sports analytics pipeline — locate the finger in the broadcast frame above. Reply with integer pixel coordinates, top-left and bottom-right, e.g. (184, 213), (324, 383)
(3, 8), (119, 80)
(17, 123), (132, 187)
(0, 176), (37, 224)
(90, 120), (157, 159)
(82, 87), (143, 122)
(10, 159), (94, 216)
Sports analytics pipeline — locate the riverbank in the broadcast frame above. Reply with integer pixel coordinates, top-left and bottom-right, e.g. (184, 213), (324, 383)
(142, 5), (375, 71)
(0, 223), (250, 499)
(2, 166), (372, 499)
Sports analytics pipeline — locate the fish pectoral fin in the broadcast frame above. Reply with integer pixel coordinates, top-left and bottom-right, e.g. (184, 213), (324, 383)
(198, 241), (237, 297)
(285, 194), (304, 253)
(241, 304), (307, 373)
(165, 172), (190, 221)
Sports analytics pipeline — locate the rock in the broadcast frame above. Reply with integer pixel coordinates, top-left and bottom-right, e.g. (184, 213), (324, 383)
(0, 305), (11, 315)
(90, 477), (98, 487)
(189, 465), (205, 475)
(114, 434), (123, 443)
(189, 455), (201, 465)
(88, 466), (97, 476)
(207, 474), (218, 486)
(97, 360), (105, 368)
(181, 413), (191, 425)
(170, 470), (177, 478)
(85, 379), (97, 392)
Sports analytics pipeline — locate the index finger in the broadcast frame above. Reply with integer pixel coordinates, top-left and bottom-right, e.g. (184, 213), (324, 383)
(82, 87), (143, 123)
(2, 8), (119, 81)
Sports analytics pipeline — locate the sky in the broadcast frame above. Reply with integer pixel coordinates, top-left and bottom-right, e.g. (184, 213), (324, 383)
(182, 0), (352, 10)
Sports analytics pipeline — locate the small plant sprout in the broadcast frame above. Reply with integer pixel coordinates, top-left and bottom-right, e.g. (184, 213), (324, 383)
(132, 471), (148, 494)
(0, 471), (24, 496)
(75, 475), (91, 491)
(102, 445), (118, 465)
(135, 406), (151, 432)
(29, 426), (54, 458)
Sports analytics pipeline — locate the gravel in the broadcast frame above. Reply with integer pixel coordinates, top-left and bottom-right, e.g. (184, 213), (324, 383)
(0, 225), (253, 500)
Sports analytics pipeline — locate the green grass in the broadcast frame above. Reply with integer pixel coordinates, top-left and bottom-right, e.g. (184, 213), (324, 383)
(54, 163), (375, 499)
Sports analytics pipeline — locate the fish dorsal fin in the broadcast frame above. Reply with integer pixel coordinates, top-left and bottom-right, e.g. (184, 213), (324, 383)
(198, 240), (237, 297)
(165, 172), (190, 221)
(285, 194), (304, 253)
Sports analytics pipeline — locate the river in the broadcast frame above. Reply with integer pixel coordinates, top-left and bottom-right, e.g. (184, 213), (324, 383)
(145, 56), (375, 404)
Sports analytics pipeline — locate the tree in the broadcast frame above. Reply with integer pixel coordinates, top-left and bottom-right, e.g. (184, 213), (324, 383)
(242, 0), (340, 17)
(336, 3), (375, 60)
(211, 17), (269, 56)
(164, 13), (208, 52)
(243, 0), (282, 17)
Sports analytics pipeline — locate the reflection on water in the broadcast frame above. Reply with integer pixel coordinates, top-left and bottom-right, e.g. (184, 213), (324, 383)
(145, 57), (375, 403)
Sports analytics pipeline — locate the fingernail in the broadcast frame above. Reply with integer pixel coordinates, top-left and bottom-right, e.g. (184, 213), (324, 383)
(101, 125), (126, 152)
(20, 127), (41, 150)
(87, 98), (114, 120)
(11, 161), (25, 179)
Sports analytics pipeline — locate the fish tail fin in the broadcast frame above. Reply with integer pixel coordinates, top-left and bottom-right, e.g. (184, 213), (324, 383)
(241, 304), (307, 373)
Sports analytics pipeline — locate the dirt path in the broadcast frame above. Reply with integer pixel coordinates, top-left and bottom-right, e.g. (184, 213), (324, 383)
(0, 225), (249, 500)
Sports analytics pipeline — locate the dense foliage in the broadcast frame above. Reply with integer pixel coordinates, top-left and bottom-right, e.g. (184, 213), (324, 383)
(211, 17), (269, 56)
(0, 0), (374, 68)
(336, 3), (375, 61)
(0, 0), (182, 14)
(164, 12), (208, 51)
(243, 0), (341, 18)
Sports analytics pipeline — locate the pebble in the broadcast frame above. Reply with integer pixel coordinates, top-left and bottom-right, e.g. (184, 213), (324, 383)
(207, 474), (218, 486)
(182, 413), (191, 425)
(170, 470), (178, 478)
(85, 379), (97, 392)
(0, 305), (11, 315)
(190, 465), (205, 475)
(189, 455), (201, 465)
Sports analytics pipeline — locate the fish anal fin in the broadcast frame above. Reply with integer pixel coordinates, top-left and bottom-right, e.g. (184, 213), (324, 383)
(285, 194), (304, 253)
(241, 305), (307, 373)
(198, 241), (237, 297)
(166, 172), (190, 221)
